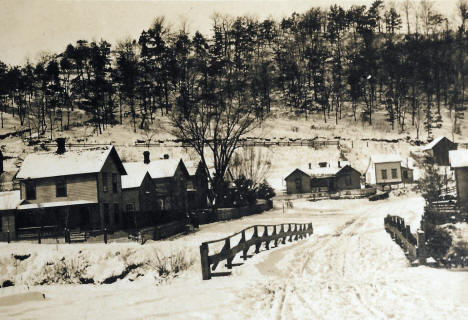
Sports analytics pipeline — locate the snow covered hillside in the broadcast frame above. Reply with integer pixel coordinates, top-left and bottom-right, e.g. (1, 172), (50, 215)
(1, 195), (467, 319)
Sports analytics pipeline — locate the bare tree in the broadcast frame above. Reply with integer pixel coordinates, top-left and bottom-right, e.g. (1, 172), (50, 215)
(230, 147), (272, 188)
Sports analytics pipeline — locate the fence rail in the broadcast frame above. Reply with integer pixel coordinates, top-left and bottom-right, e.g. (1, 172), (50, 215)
(384, 215), (425, 263)
(200, 222), (313, 280)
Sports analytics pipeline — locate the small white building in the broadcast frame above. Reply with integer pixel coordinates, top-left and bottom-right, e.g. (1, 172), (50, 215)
(366, 155), (413, 187)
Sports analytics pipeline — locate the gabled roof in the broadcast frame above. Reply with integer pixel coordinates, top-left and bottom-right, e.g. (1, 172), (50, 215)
(121, 163), (152, 189)
(16, 146), (126, 179)
(0, 190), (21, 211)
(370, 154), (402, 164)
(422, 136), (452, 151)
(122, 158), (188, 181)
(306, 166), (342, 178)
(449, 149), (468, 168)
(285, 168), (309, 180)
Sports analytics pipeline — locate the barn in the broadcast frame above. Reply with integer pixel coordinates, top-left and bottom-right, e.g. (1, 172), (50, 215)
(422, 136), (457, 166)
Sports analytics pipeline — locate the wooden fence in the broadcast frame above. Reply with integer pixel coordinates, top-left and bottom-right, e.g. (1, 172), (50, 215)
(384, 215), (426, 263)
(424, 200), (467, 225)
(199, 222), (313, 280)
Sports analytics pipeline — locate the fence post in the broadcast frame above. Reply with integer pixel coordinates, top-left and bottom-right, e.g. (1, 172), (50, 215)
(281, 224), (286, 244)
(273, 225), (278, 247)
(417, 230), (427, 264)
(263, 226), (270, 250)
(225, 238), (233, 269)
(104, 228), (108, 244)
(200, 243), (211, 280)
(254, 226), (260, 253)
(241, 230), (248, 260)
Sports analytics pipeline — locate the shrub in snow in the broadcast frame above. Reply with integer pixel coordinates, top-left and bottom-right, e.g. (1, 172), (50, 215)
(146, 249), (195, 279)
(257, 181), (275, 200)
(425, 224), (452, 260)
(35, 256), (90, 285)
(233, 175), (257, 207)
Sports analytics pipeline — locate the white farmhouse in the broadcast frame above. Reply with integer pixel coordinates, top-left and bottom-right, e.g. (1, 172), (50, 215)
(366, 154), (413, 188)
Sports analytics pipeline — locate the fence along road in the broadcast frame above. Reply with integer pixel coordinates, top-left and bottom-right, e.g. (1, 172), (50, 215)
(199, 222), (313, 280)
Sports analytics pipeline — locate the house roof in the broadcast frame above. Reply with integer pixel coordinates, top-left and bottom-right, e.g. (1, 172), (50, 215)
(16, 146), (126, 180)
(0, 190), (21, 211)
(306, 166), (342, 178)
(370, 154), (402, 164)
(122, 158), (187, 181)
(285, 164), (360, 180)
(422, 136), (451, 151)
(449, 149), (468, 168)
(17, 200), (97, 210)
(121, 163), (149, 189)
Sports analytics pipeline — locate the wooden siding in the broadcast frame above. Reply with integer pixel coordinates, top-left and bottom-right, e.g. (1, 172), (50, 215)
(20, 173), (98, 204)
(285, 170), (311, 194)
(97, 155), (124, 229)
(151, 162), (188, 213)
(455, 167), (468, 206)
(335, 167), (361, 190)
(374, 162), (402, 184)
(432, 138), (457, 166)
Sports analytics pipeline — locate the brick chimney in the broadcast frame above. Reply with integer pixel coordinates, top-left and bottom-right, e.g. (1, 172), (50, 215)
(143, 151), (150, 164)
(56, 138), (66, 154)
(308, 163), (311, 169)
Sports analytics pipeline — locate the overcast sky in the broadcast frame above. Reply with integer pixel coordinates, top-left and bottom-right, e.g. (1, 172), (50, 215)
(0, 0), (462, 66)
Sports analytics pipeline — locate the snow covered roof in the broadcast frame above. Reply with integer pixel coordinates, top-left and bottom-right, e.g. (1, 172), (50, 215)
(122, 158), (187, 182)
(449, 149), (468, 168)
(306, 166), (342, 178)
(370, 154), (402, 164)
(422, 136), (451, 151)
(121, 163), (149, 189)
(16, 146), (126, 180)
(0, 190), (21, 211)
(17, 200), (97, 210)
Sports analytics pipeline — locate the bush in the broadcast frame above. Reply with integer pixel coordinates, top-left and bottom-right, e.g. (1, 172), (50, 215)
(257, 181), (275, 200)
(233, 175), (257, 207)
(147, 249), (195, 278)
(425, 224), (452, 259)
(415, 164), (445, 203)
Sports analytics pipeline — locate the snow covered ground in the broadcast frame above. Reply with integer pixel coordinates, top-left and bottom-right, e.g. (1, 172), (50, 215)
(1, 196), (468, 320)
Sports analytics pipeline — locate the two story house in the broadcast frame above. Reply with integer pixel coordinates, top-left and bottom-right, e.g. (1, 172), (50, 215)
(121, 152), (190, 221)
(15, 141), (127, 231)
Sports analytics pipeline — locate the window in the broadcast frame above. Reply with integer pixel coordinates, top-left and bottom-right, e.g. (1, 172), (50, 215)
(56, 178), (67, 197)
(381, 169), (388, 180)
(126, 203), (135, 213)
(112, 174), (118, 193)
(391, 168), (398, 179)
(113, 204), (120, 224)
(102, 173), (108, 192)
(25, 181), (36, 200)
(295, 178), (302, 192)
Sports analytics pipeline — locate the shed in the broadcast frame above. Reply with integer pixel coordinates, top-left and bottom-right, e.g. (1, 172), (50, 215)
(422, 136), (457, 166)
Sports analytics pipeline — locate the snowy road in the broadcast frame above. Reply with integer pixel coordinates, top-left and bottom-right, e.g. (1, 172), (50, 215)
(1, 196), (468, 320)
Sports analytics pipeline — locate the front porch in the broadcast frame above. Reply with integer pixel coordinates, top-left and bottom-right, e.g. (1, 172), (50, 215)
(15, 201), (100, 240)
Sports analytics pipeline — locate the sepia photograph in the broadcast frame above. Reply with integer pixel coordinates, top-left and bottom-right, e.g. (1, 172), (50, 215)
(0, 0), (467, 318)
